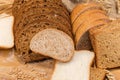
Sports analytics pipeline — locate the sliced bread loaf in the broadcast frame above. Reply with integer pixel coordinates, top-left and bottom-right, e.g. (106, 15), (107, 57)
(71, 3), (102, 23)
(30, 29), (74, 62)
(89, 20), (120, 68)
(51, 50), (95, 80)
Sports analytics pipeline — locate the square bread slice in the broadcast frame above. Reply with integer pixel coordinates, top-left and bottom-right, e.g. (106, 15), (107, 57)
(90, 20), (120, 68)
(51, 50), (95, 80)
(30, 28), (74, 62)
(0, 15), (14, 49)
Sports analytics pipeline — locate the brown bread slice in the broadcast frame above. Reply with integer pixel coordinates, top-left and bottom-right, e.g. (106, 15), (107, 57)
(30, 29), (74, 62)
(13, 1), (69, 17)
(110, 69), (120, 80)
(15, 13), (71, 35)
(90, 68), (106, 80)
(13, 7), (70, 33)
(71, 3), (102, 23)
(15, 20), (72, 62)
(12, 0), (63, 16)
(89, 20), (120, 68)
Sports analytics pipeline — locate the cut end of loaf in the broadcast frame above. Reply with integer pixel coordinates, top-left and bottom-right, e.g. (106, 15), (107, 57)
(30, 28), (74, 62)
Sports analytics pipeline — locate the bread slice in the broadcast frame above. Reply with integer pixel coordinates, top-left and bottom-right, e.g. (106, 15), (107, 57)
(51, 50), (95, 80)
(89, 20), (120, 68)
(71, 3), (102, 23)
(90, 68), (106, 80)
(0, 15), (14, 49)
(30, 29), (74, 62)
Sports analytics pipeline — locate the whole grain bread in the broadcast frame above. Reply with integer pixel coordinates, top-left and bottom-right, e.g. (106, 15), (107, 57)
(89, 20), (120, 68)
(30, 29), (74, 62)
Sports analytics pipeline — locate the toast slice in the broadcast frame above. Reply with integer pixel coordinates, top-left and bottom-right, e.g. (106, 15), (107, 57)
(51, 50), (94, 80)
(110, 69), (120, 80)
(30, 29), (74, 62)
(0, 15), (14, 49)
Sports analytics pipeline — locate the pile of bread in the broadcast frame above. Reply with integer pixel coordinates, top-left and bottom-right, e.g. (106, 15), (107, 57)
(0, 0), (120, 80)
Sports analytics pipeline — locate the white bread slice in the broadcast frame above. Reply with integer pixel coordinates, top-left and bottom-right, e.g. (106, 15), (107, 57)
(0, 15), (14, 49)
(51, 50), (95, 80)
(30, 29), (74, 62)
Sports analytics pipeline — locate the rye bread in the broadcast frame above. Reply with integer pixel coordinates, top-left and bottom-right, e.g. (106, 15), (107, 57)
(15, 13), (71, 35)
(89, 20), (120, 68)
(15, 20), (72, 62)
(30, 29), (74, 62)
(12, 0), (63, 15)
(13, 1), (69, 17)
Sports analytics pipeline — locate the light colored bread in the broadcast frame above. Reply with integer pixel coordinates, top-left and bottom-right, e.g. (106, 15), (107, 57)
(51, 50), (95, 80)
(72, 9), (106, 34)
(0, 15), (14, 49)
(30, 28), (74, 62)
(71, 3), (102, 23)
(90, 68), (106, 80)
(90, 20), (120, 68)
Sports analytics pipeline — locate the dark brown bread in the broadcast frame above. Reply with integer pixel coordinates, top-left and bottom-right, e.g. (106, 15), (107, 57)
(15, 13), (71, 35)
(15, 20), (72, 62)
(12, 0), (63, 16)
(90, 20), (120, 68)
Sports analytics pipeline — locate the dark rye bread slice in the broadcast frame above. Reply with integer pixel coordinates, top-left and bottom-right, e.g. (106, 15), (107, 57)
(13, 7), (70, 33)
(30, 29), (74, 62)
(89, 20), (120, 69)
(13, 0), (69, 17)
(15, 17), (72, 39)
(12, 0), (63, 16)
(15, 13), (71, 35)
(15, 20), (72, 62)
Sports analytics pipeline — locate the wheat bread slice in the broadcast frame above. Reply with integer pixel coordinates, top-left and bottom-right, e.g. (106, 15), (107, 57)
(72, 9), (107, 34)
(15, 13), (71, 35)
(51, 50), (95, 80)
(71, 3), (102, 23)
(30, 29), (74, 62)
(89, 20), (120, 68)
(12, 0), (63, 16)
(14, 1), (69, 18)
(90, 68), (106, 80)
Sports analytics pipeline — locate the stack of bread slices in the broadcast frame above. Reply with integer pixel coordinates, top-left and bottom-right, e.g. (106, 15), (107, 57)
(12, 0), (74, 63)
